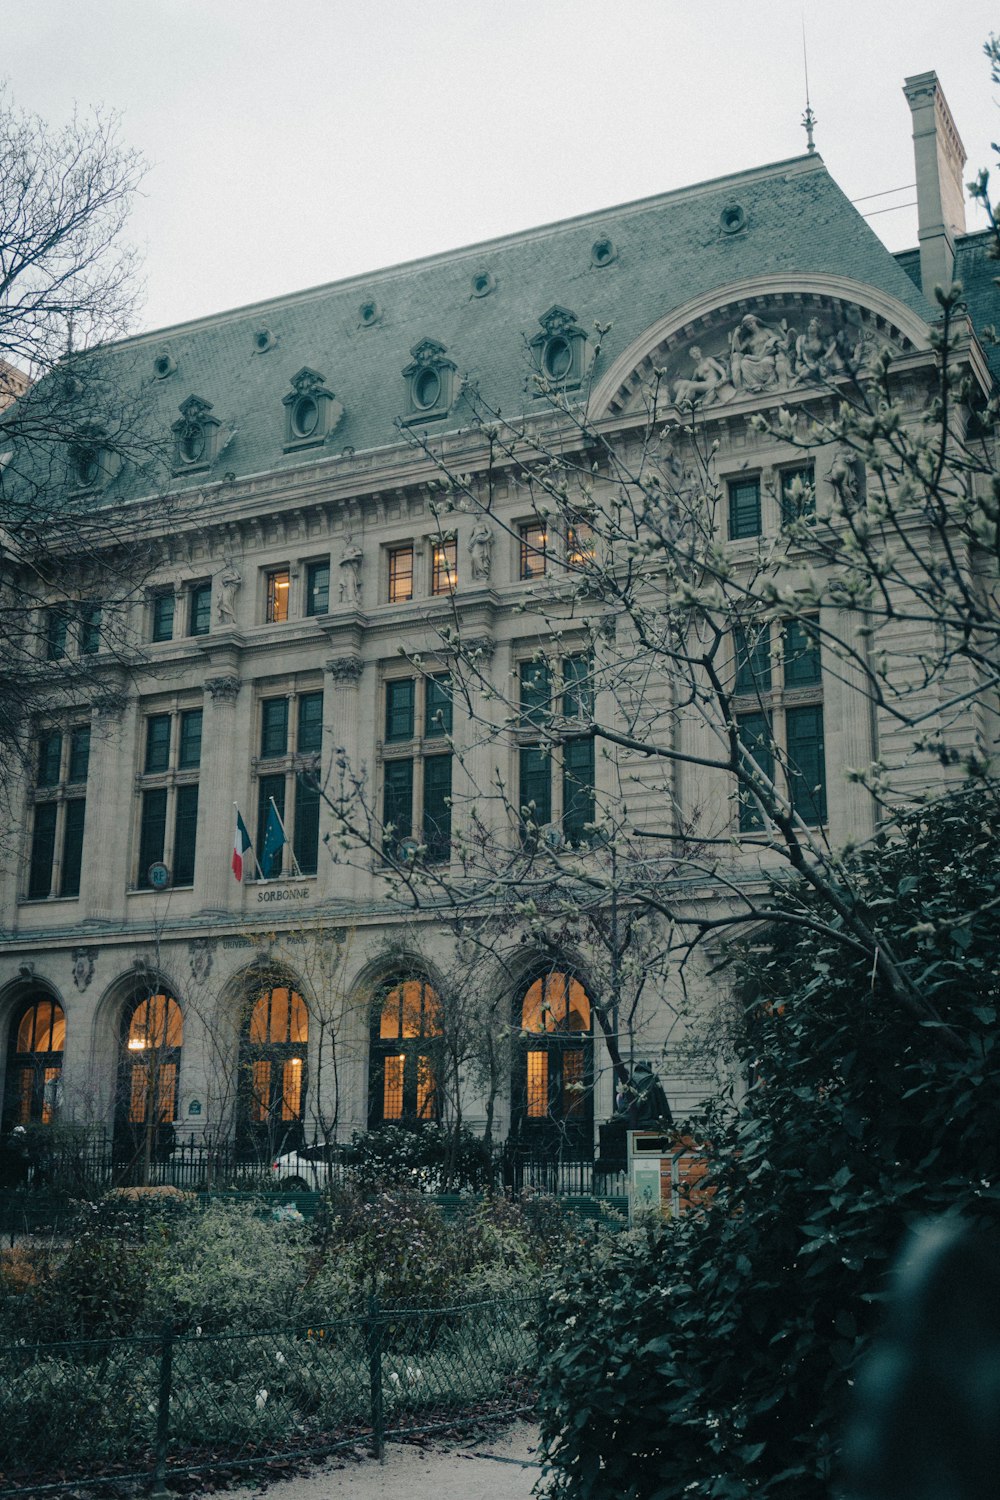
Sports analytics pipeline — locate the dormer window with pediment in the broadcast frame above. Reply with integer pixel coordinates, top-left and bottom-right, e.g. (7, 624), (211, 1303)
(67, 426), (117, 495)
(171, 395), (220, 473)
(401, 339), (456, 424)
(529, 306), (590, 393)
(282, 368), (343, 452)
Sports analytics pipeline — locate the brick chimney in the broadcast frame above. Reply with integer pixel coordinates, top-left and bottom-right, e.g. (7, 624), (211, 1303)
(903, 71), (967, 300)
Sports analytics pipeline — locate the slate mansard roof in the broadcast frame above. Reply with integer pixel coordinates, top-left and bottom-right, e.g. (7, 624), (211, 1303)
(73, 150), (950, 500)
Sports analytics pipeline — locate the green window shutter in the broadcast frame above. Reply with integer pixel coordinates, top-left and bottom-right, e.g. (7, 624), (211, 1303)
(734, 623), (772, 693)
(737, 711), (775, 832)
(173, 784), (199, 885)
(145, 715), (171, 774)
(519, 745), (552, 832)
(786, 705), (827, 824)
(520, 660), (552, 725)
(422, 754), (452, 861)
(385, 679), (415, 741)
(297, 692), (323, 754)
(293, 774), (320, 874)
(28, 804), (58, 899)
(178, 709), (203, 769)
(728, 478), (761, 539)
(562, 738), (595, 844)
(783, 617), (821, 686)
(138, 788), (168, 885)
(60, 800), (86, 897)
(260, 698), (289, 757)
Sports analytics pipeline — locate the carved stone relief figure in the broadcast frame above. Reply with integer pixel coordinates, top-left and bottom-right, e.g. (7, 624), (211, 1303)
(338, 538), (363, 604)
(828, 444), (862, 510)
(729, 314), (792, 394)
(793, 318), (845, 384)
(71, 948), (96, 992)
(216, 564), (242, 625)
(673, 345), (730, 408)
(468, 521), (493, 581)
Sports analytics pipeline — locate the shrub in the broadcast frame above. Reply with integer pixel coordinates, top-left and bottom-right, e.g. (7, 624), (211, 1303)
(341, 1122), (493, 1192)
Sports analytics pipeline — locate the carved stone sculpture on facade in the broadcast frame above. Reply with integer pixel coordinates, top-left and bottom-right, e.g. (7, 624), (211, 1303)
(468, 521), (493, 581)
(339, 539), (363, 605)
(216, 565), (242, 625)
(729, 313), (792, 394)
(828, 444), (862, 510)
(793, 318), (845, 384)
(673, 346), (730, 408)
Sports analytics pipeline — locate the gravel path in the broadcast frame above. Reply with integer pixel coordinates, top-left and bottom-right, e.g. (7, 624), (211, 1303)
(217, 1422), (545, 1499)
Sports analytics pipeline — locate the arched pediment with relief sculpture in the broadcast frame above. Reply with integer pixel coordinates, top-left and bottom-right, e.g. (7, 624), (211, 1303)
(592, 276), (934, 422)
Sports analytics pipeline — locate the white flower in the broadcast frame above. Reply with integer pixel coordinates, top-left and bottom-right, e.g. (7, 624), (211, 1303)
(275, 1351), (286, 1367)
(255, 1388), (269, 1413)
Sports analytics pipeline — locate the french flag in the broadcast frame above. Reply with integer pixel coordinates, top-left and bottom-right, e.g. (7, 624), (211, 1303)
(232, 809), (253, 882)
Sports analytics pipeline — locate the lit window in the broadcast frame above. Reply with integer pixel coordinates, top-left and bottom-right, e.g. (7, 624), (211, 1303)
(369, 978), (443, 1125)
(115, 991), (182, 1165)
(266, 569), (290, 624)
(431, 538), (458, 595)
(388, 546), (414, 603)
(519, 522), (547, 579)
(3, 998), (65, 1130)
(514, 971), (593, 1143)
(566, 521), (595, 568)
(237, 984), (309, 1155)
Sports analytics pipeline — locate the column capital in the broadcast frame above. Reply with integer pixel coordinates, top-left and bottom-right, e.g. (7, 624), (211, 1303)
(325, 655), (364, 685)
(205, 674), (242, 702)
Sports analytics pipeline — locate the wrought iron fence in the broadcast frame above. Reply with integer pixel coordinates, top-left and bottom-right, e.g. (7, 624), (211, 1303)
(0, 1296), (537, 1496)
(0, 1128), (628, 1200)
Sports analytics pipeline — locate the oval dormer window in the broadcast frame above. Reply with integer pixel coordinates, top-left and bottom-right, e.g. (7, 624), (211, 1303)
(292, 394), (319, 438)
(75, 448), (100, 488)
(413, 367), (441, 410)
(543, 336), (573, 381)
(180, 427), (205, 464)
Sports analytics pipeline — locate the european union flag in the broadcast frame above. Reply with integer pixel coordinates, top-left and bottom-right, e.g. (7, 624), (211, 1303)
(261, 802), (286, 877)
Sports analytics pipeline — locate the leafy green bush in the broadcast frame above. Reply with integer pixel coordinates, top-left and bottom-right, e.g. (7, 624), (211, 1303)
(537, 790), (1000, 1500)
(341, 1122), (493, 1192)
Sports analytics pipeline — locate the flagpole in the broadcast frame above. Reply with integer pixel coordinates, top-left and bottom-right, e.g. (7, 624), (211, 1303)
(268, 796), (302, 878)
(234, 801), (265, 881)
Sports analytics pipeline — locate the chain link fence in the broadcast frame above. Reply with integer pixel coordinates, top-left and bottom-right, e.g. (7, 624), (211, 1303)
(0, 1296), (537, 1496)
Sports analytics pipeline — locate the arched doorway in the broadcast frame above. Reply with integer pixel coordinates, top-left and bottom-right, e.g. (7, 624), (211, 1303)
(368, 978), (443, 1127)
(511, 970), (594, 1155)
(3, 995), (65, 1130)
(236, 982), (309, 1160)
(114, 989), (183, 1177)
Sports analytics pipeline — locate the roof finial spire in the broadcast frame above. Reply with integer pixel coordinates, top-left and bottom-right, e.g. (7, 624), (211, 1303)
(801, 17), (817, 153)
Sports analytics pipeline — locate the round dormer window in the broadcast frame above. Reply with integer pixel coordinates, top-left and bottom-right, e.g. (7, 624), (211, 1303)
(254, 327), (276, 353)
(180, 426), (205, 464)
(720, 203), (747, 235)
(75, 448), (100, 488)
(413, 367), (441, 410)
(471, 270), (495, 298)
(292, 394), (319, 438)
(153, 352), (176, 379)
(543, 335), (573, 381)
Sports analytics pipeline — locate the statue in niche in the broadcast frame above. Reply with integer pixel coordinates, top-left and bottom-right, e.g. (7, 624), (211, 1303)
(828, 444), (862, 511)
(673, 345), (729, 408)
(468, 521), (493, 581)
(216, 564), (242, 625)
(729, 313), (792, 394)
(794, 317), (845, 385)
(338, 538), (363, 604)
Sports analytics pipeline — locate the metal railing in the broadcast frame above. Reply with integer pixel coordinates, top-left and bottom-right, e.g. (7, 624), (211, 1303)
(0, 1296), (537, 1496)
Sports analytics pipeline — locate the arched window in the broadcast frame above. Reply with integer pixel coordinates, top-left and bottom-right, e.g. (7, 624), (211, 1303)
(237, 984), (309, 1157)
(114, 990), (183, 1171)
(368, 978), (443, 1127)
(3, 997), (65, 1128)
(512, 971), (594, 1152)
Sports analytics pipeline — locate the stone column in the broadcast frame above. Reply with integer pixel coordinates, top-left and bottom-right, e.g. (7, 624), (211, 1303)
(454, 634), (500, 852)
(84, 690), (135, 922)
(324, 655), (366, 902)
(199, 674), (243, 911)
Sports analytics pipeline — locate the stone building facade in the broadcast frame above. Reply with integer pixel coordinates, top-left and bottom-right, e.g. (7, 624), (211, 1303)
(0, 72), (996, 1174)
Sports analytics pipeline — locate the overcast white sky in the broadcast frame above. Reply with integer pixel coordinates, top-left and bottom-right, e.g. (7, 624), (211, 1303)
(4, 0), (1000, 336)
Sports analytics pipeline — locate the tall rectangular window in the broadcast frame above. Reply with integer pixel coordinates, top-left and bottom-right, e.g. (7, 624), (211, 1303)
(79, 604), (101, 656)
(388, 546), (414, 603)
(135, 705), (202, 887)
(381, 674), (454, 862)
(266, 569), (290, 623)
(45, 610), (69, 661)
(783, 617), (821, 687)
(562, 739), (596, 844)
(305, 560), (330, 616)
(786, 705), (827, 825)
(152, 592), (175, 642)
(734, 623), (772, 694)
(519, 521), (548, 579)
(253, 685), (324, 879)
(737, 711), (775, 833)
(519, 660), (552, 725)
(431, 538), (457, 595)
(517, 654), (594, 845)
(728, 478), (761, 540)
(26, 724), (90, 901)
(519, 746), (552, 830)
(780, 464), (815, 526)
(188, 582), (212, 637)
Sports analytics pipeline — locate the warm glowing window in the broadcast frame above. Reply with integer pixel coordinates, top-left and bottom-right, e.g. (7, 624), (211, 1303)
(514, 971), (593, 1143)
(266, 569), (290, 623)
(566, 521), (595, 567)
(526, 1050), (549, 1118)
(120, 993), (183, 1129)
(238, 985), (309, 1150)
(370, 978), (443, 1126)
(128, 994), (183, 1051)
(431, 538), (458, 595)
(388, 546), (414, 603)
(4, 998), (65, 1129)
(519, 522), (547, 580)
(249, 986), (309, 1045)
(521, 972), (591, 1033)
